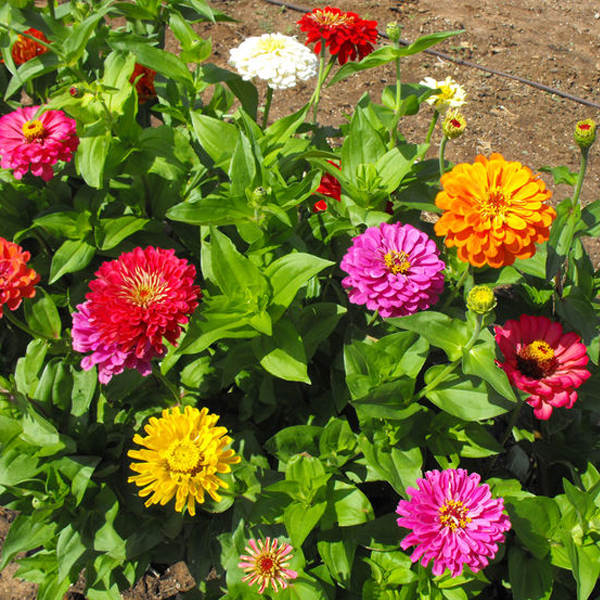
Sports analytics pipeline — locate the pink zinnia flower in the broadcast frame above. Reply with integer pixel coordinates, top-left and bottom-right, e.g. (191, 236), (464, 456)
(71, 247), (201, 384)
(239, 538), (298, 593)
(340, 222), (445, 318)
(396, 469), (511, 578)
(494, 315), (590, 419)
(0, 106), (79, 181)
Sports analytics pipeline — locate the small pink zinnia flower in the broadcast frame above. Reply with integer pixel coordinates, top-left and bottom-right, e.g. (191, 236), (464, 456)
(494, 315), (590, 420)
(239, 538), (298, 593)
(0, 106), (79, 181)
(71, 247), (201, 384)
(396, 469), (511, 578)
(340, 222), (445, 318)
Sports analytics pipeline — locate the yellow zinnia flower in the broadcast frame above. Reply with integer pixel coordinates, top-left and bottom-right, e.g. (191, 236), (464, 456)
(128, 405), (241, 516)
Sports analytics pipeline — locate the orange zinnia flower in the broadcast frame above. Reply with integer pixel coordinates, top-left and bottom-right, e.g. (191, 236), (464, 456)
(434, 153), (555, 268)
(11, 28), (50, 65)
(0, 238), (40, 317)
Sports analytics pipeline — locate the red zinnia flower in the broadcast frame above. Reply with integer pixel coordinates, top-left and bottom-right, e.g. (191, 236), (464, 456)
(494, 315), (590, 419)
(0, 237), (40, 318)
(312, 160), (341, 212)
(297, 6), (378, 65)
(129, 63), (157, 104)
(11, 28), (50, 65)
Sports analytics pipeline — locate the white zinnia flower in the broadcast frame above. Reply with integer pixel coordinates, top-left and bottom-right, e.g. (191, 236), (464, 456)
(229, 33), (318, 90)
(420, 76), (467, 111)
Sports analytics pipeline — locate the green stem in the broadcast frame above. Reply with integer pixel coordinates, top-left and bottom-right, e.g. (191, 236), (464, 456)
(439, 135), (449, 178)
(389, 56), (402, 148)
(424, 110), (440, 145)
(48, 0), (56, 19)
(441, 263), (470, 311)
(4, 310), (52, 340)
(311, 44), (335, 126)
(262, 85), (273, 129)
(572, 147), (589, 207)
(152, 364), (180, 402)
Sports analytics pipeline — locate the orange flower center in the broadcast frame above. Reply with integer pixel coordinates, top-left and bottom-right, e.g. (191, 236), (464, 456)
(122, 268), (169, 308)
(580, 123), (591, 131)
(480, 185), (508, 217)
(311, 10), (353, 27)
(516, 340), (558, 379)
(165, 439), (203, 474)
(439, 499), (471, 531)
(258, 556), (275, 574)
(383, 250), (411, 274)
(21, 119), (45, 142)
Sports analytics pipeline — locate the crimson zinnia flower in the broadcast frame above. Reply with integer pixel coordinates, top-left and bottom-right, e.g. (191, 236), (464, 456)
(71, 247), (201, 384)
(129, 63), (157, 104)
(0, 106), (79, 181)
(312, 160), (341, 212)
(0, 237), (40, 318)
(396, 469), (511, 578)
(239, 538), (298, 593)
(494, 315), (590, 419)
(11, 28), (50, 65)
(297, 6), (378, 65)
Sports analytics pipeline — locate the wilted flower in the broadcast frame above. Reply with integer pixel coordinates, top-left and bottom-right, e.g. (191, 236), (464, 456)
(239, 537), (298, 593)
(297, 6), (378, 65)
(574, 118), (596, 149)
(128, 406), (241, 515)
(71, 246), (201, 384)
(11, 28), (50, 65)
(442, 110), (467, 139)
(434, 153), (555, 268)
(494, 315), (590, 419)
(396, 469), (511, 577)
(340, 222), (445, 318)
(0, 237), (40, 318)
(420, 76), (467, 112)
(229, 33), (318, 90)
(0, 106), (79, 181)
(129, 63), (157, 103)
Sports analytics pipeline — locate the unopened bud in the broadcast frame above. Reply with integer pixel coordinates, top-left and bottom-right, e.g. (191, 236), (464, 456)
(386, 22), (402, 44)
(574, 119), (596, 149)
(466, 285), (496, 314)
(251, 187), (267, 203)
(69, 85), (83, 97)
(442, 110), (467, 139)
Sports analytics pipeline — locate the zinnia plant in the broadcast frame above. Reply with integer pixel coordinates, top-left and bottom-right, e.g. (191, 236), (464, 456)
(340, 222), (445, 318)
(494, 315), (591, 419)
(396, 469), (511, 577)
(239, 538), (298, 593)
(128, 406), (241, 515)
(0, 106), (79, 181)
(0, 237), (40, 318)
(434, 153), (556, 267)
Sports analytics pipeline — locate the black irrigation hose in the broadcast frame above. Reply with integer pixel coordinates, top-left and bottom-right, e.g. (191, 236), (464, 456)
(265, 0), (600, 111)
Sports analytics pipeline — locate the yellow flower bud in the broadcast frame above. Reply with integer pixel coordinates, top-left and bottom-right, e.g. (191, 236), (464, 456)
(574, 119), (596, 149)
(386, 22), (402, 44)
(466, 285), (497, 314)
(442, 111), (467, 140)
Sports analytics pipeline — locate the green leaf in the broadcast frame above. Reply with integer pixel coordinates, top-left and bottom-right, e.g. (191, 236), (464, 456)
(34, 210), (92, 240)
(284, 500), (327, 547)
(5, 52), (60, 100)
(190, 111), (239, 168)
(565, 539), (600, 600)
(57, 525), (87, 581)
(24, 289), (61, 339)
(94, 216), (149, 250)
(327, 480), (374, 526)
(539, 164), (579, 186)
(317, 532), (356, 587)
(546, 198), (581, 281)
(166, 192), (255, 226)
(297, 303), (347, 360)
(63, 4), (112, 63)
(49, 238), (95, 284)
(229, 132), (256, 196)
(75, 128), (111, 188)
(462, 341), (516, 401)
(581, 199), (600, 236)
(0, 514), (55, 570)
(265, 425), (322, 461)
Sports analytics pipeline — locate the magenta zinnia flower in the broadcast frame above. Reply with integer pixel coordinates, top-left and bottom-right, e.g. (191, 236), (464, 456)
(71, 246), (201, 384)
(239, 538), (298, 593)
(396, 469), (511, 578)
(0, 106), (79, 181)
(340, 222), (445, 318)
(494, 315), (590, 419)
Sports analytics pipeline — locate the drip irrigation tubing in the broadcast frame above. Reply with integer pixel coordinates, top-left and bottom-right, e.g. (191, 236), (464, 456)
(264, 0), (600, 110)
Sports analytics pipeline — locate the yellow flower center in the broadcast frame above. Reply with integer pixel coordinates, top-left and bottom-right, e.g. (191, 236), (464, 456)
(516, 339), (558, 379)
(383, 250), (411, 274)
(122, 268), (168, 309)
(480, 185), (509, 217)
(21, 119), (45, 142)
(165, 439), (203, 474)
(312, 10), (353, 27)
(257, 37), (287, 54)
(438, 84), (456, 101)
(439, 499), (471, 531)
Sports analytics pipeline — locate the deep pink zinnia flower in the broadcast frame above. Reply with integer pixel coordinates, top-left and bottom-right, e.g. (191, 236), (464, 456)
(71, 247), (201, 384)
(340, 222), (445, 318)
(494, 315), (590, 419)
(239, 538), (298, 593)
(396, 469), (511, 578)
(0, 106), (79, 181)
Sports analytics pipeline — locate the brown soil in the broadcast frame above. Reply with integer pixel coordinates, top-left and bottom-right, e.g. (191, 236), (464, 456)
(2, 0), (600, 598)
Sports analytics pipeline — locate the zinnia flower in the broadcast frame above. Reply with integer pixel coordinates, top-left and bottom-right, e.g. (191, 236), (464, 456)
(11, 28), (50, 65)
(434, 153), (555, 268)
(340, 222), (445, 318)
(494, 315), (590, 419)
(129, 63), (157, 103)
(396, 469), (511, 578)
(0, 106), (79, 181)
(312, 160), (341, 212)
(239, 538), (298, 593)
(420, 76), (467, 112)
(128, 406), (241, 515)
(71, 246), (201, 384)
(0, 237), (40, 318)
(229, 33), (318, 90)
(297, 7), (378, 65)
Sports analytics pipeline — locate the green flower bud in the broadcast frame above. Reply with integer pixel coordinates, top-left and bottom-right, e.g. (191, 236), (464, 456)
(442, 110), (467, 140)
(386, 22), (402, 44)
(466, 285), (497, 314)
(574, 119), (596, 149)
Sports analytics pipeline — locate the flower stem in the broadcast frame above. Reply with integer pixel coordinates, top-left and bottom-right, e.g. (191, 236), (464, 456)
(441, 263), (470, 311)
(389, 55), (402, 148)
(572, 146), (589, 208)
(4, 309), (52, 340)
(439, 135), (449, 178)
(152, 364), (180, 402)
(424, 110), (440, 145)
(262, 85), (273, 129)
(311, 42), (333, 126)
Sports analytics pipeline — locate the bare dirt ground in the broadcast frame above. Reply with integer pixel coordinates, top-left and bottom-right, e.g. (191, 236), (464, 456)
(1, 0), (600, 598)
